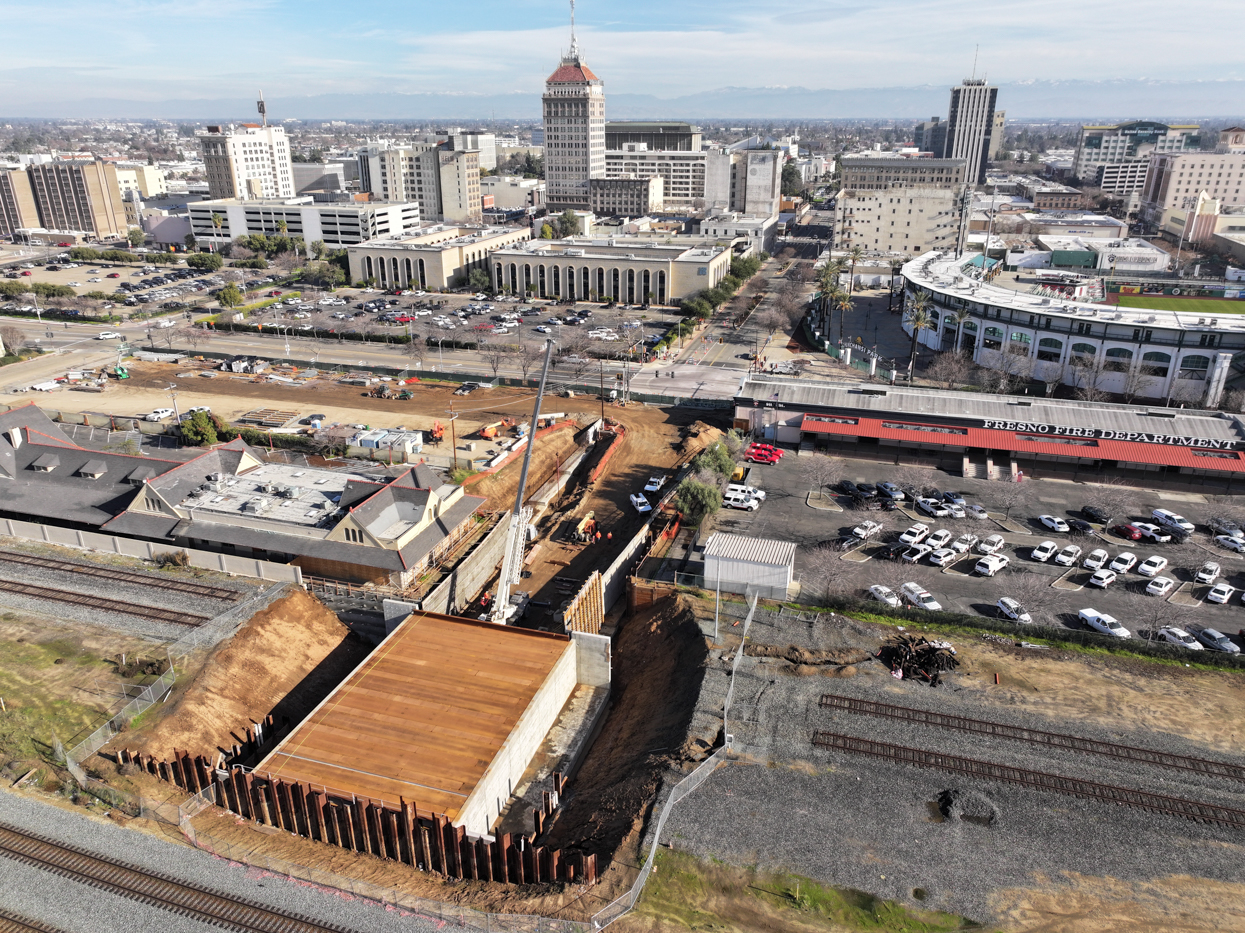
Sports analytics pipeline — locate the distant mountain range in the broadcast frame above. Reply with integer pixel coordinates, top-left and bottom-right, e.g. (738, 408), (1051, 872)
(5, 79), (1244, 122)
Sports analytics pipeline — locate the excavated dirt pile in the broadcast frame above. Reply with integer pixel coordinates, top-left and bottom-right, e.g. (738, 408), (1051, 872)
(541, 594), (709, 863)
(111, 588), (369, 760)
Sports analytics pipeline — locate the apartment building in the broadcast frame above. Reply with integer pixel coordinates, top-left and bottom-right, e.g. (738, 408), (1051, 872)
(358, 144), (481, 223)
(114, 165), (169, 199)
(839, 155), (966, 192)
(943, 79), (998, 185)
(542, 34), (606, 211)
(24, 161), (128, 240)
(198, 124), (295, 201)
(0, 169), (39, 237)
(589, 176), (663, 216)
(835, 185), (965, 256)
(1140, 128), (1245, 222)
(1073, 121), (1199, 188)
(188, 197), (421, 248)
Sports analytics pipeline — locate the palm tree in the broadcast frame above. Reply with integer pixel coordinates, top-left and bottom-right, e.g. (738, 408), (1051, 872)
(887, 258), (905, 314)
(948, 306), (972, 353)
(815, 260), (840, 333)
(904, 290), (934, 377)
(835, 291), (852, 344)
(847, 246), (864, 297)
(209, 213), (223, 253)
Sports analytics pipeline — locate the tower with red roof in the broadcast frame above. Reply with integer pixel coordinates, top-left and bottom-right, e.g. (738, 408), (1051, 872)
(543, 0), (605, 212)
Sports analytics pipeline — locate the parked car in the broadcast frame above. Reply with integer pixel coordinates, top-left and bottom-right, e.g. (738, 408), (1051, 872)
(1111, 523), (1143, 541)
(866, 584), (901, 608)
(964, 504), (989, 520)
(726, 483), (765, 501)
(1109, 552), (1138, 573)
(1196, 562), (1222, 585)
(1158, 626), (1203, 650)
(977, 534), (1006, 555)
(942, 491), (967, 505)
(996, 596), (1031, 623)
(1215, 534), (1245, 553)
(899, 523), (931, 545)
(916, 497), (951, 518)
(1133, 522), (1172, 543)
(926, 529), (953, 549)
(976, 554), (1010, 577)
(95, 331), (121, 340)
(1207, 582), (1236, 604)
(644, 475), (669, 493)
(144, 408), (174, 422)
(1054, 544), (1083, 567)
(1145, 576), (1175, 597)
(928, 547), (958, 568)
(855, 482), (878, 498)
(902, 544), (934, 563)
(1088, 569), (1118, 588)
(1082, 549), (1110, 571)
(900, 582), (942, 611)
(951, 533), (979, 554)
(877, 482), (905, 500)
(878, 542), (909, 562)
(1152, 509), (1195, 535)
(722, 492), (759, 511)
(629, 493), (652, 513)
(1208, 518), (1244, 539)
(1192, 627), (1240, 653)
(1067, 519), (1095, 535)
(1030, 540), (1059, 562)
(836, 480), (861, 497)
(1080, 608), (1130, 638)
(852, 520), (885, 540)
(1039, 514), (1070, 533)
(1136, 555), (1168, 577)
(745, 448), (780, 464)
(944, 502), (966, 519)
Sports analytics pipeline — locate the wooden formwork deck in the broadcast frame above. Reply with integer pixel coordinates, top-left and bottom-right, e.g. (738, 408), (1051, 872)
(256, 610), (571, 819)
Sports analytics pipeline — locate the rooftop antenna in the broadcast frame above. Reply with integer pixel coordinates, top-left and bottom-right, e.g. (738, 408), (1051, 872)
(568, 0), (580, 59)
(257, 90), (267, 127)
(971, 45), (979, 81)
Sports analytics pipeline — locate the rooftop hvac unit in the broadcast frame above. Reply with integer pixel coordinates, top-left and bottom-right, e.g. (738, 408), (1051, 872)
(243, 498), (270, 513)
(282, 485), (303, 499)
(318, 499), (335, 511)
(259, 482), (278, 494)
(207, 472), (223, 482)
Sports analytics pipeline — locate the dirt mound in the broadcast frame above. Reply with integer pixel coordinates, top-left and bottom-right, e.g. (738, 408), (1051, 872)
(541, 594), (709, 861)
(467, 422), (581, 512)
(745, 643), (871, 666)
(112, 588), (369, 759)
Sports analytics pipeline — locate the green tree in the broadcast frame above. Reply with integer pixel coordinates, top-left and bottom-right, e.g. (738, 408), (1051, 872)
(691, 442), (735, 479)
(179, 410), (219, 446)
(835, 291), (852, 343)
(310, 240), (327, 260)
(184, 233), (197, 251)
(210, 212), (224, 250)
(126, 228), (145, 248)
(675, 478), (721, 526)
(904, 290), (935, 376)
(69, 247), (100, 262)
(467, 268), (491, 292)
(781, 161), (804, 197)
(300, 261), (345, 288)
(186, 252), (223, 271)
(540, 223), (555, 239)
(217, 283), (243, 309)
(556, 210), (581, 237)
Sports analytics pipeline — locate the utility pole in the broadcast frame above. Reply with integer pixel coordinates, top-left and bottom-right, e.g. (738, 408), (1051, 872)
(598, 360), (605, 420)
(445, 402), (459, 471)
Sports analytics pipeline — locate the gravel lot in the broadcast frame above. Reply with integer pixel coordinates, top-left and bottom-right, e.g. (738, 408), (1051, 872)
(0, 789), (446, 933)
(659, 607), (1245, 925)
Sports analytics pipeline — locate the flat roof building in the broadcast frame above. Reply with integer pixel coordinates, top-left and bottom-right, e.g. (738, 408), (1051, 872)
(589, 176), (663, 216)
(188, 197), (421, 248)
(839, 154), (966, 192)
(1073, 121), (1199, 187)
(605, 122), (701, 152)
(347, 223), (531, 290)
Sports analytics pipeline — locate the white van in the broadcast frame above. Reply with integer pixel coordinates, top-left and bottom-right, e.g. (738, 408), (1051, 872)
(726, 483), (766, 501)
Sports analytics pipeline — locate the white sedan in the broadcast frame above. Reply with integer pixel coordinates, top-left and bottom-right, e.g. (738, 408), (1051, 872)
(852, 520), (885, 540)
(1215, 535), (1245, 553)
(977, 534), (1006, 555)
(1031, 540), (1059, 562)
(866, 584), (901, 608)
(1196, 562), (1222, 585)
(1158, 627), (1203, 651)
(1039, 514), (1070, 533)
(1054, 544), (1083, 567)
(96, 331), (121, 339)
(629, 493), (652, 513)
(1082, 549), (1110, 571)
(1089, 569), (1118, 588)
(1208, 583), (1236, 604)
(1109, 552), (1138, 573)
(1145, 576), (1175, 597)
(926, 529), (953, 549)
(929, 547), (958, 568)
(1136, 555), (1168, 577)
(951, 533), (979, 554)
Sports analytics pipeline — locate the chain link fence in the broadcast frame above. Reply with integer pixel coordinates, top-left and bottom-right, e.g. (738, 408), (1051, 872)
(66, 668), (176, 765)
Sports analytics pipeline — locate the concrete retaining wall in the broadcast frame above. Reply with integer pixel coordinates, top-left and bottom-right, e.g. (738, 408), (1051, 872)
(457, 639), (578, 836)
(421, 517), (510, 616)
(572, 631), (611, 687)
(601, 523), (653, 613)
(0, 518), (302, 584)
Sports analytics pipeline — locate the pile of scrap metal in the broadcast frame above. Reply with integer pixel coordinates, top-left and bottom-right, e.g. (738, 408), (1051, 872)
(876, 634), (959, 686)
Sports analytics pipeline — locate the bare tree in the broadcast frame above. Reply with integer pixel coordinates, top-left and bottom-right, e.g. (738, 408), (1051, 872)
(1168, 378), (1208, 409)
(990, 478), (1027, 519)
(924, 350), (976, 389)
(174, 324), (212, 351)
(805, 546), (865, 605)
(515, 340), (547, 383)
(478, 341), (514, 381)
(1005, 568), (1061, 627)
(1066, 354), (1109, 402)
(757, 308), (786, 340)
(402, 333), (426, 368)
(0, 325), (27, 354)
(800, 453), (845, 494)
(893, 464), (936, 496)
(1084, 476), (1134, 524)
(1126, 588), (1190, 643)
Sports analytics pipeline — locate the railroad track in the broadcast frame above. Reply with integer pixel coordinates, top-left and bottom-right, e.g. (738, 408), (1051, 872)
(0, 579), (208, 628)
(0, 909), (63, 933)
(811, 731), (1245, 830)
(819, 694), (1245, 783)
(0, 549), (239, 601)
(0, 822), (359, 933)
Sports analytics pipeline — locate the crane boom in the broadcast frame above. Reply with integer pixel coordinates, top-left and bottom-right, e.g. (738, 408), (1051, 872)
(491, 339), (556, 623)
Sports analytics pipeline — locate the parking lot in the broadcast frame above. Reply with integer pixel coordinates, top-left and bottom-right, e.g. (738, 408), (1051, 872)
(701, 447), (1245, 648)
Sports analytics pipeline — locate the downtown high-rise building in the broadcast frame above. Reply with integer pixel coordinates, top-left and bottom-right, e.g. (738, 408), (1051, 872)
(542, 15), (605, 212)
(198, 123), (295, 201)
(943, 79), (998, 185)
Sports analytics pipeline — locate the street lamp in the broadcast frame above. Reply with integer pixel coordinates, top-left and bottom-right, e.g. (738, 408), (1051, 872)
(166, 383), (181, 423)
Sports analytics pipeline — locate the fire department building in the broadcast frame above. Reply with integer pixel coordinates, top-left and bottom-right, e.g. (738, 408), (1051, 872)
(734, 377), (1245, 489)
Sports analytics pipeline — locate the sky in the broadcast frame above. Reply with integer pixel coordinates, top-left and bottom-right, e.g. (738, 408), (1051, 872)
(1, 0), (1243, 110)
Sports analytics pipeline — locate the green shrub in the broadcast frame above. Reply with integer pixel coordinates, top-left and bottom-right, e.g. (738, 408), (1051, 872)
(675, 478), (721, 526)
